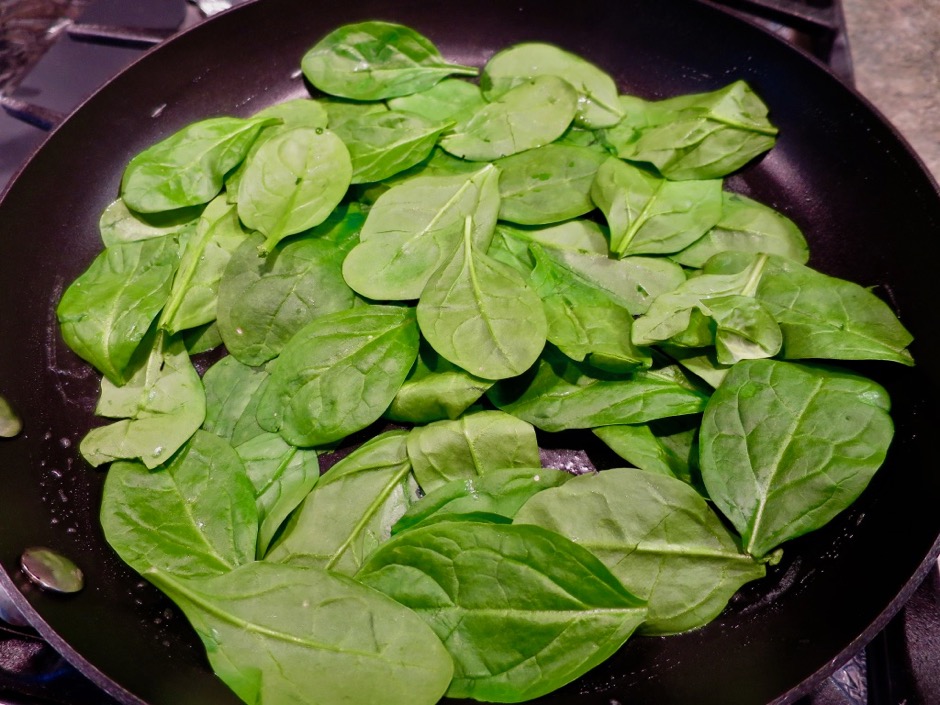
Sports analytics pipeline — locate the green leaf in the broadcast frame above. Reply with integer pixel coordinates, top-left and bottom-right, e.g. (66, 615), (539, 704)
(301, 21), (477, 100)
(201, 355), (269, 446)
(148, 562), (453, 705)
(705, 252), (915, 365)
(256, 306), (419, 446)
(159, 196), (250, 334)
(57, 238), (179, 385)
(384, 343), (492, 424)
(591, 157), (723, 256)
(496, 144), (607, 225)
(233, 432), (319, 557)
(100, 430), (257, 578)
(406, 410), (541, 493)
(237, 127), (352, 254)
(393, 467), (571, 534)
(417, 217), (547, 380)
(493, 219), (610, 256)
(489, 348), (708, 431)
(515, 468), (765, 634)
(268, 431), (416, 573)
(332, 110), (453, 184)
(0, 395), (22, 438)
(218, 206), (362, 366)
(593, 417), (700, 485)
(481, 42), (623, 128)
(182, 321), (222, 354)
(387, 78), (486, 122)
(357, 521), (646, 703)
(440, 75), (578, 161)
(699, 359), (894, 558)
(80, 333), (205, 469)
(98, 198), (199, 247)
(121, 116), (275, 212)
(702, 294), (783, 365)
(672, 192), (808, 267)
(603, 81), (778, 180)
(342, 164), (500, 300)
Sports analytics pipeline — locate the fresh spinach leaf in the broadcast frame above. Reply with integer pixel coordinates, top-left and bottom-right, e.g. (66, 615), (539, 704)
(332, 110), (453, 184)
(342, 164), (500, 300)
(672, 192), (808, 267)
(182, 321), (222, 355)
(489, 347), (709, 432)
(591, 156), (723, 256)
(268, 431), (417, 573)
(302, 21), (477, 100)
(201, 355), (269, 445)
(148, 562), (453, 705)
(494, 219), (610, 256)
(237, 127), (352, 254)
(515, 468), (764, 634)
(392, 467), (572, 534)
(80, 333), (205, 469)
(160, 196), (250, 335)
(593, 419), (700, 486)
(121, 116), (275, 212)
(218, 206), (361, 366)
(57, 237), (179, 385)
(384, 343), (492, 424)
(99, 198), (199, 247)
(406, 410), (541, 493)
(699, 359), (894, 558)
(417, 217), (547, 380)
(100, 430), (257, 578)
(233, 432), (319, 557)
(357, 521), (646, 702)
(256, 306), (419, 446)
(481, 42), (623, 128)
(440, 75), (578, 161)
(496, 144), (607, 225)
(387, 78), (486, 122)
(0, 395), (21, 438)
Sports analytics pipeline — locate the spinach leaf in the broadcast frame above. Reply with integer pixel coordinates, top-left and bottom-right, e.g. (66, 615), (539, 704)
(218, 206), (361, 366)
(384, 343), (492, 424)
(0, 395), (21, 438)
(591, 156), (723, 256)
(57, 237), (179, 385)
(302, 21), (477, 100)
(182, 321), (222, 354)
(342, 165), (500, 300)
(256, 306), (419, 446)
(237, 127), (352, 254)
(80, 333), (205, 469)
(233, 432), (319, 557)
(702, 294), (783, 365)
(704, 252), (915, 365)
(406, 410), (541, 493)
(515, 468), (764, 634)
(100, 430), (257, 579)
(417, 217), (547, 380)
(98, 198), (199, 247)
(357, 521), (646, 702)
(332, 110), (453, 184)
(387, 78), (486, 122)
(440, 75), (578, 161)
(496, 144), (607, 225)
(393, 467), (571, 534)
(201, 355), (269, 445)
(159, 196), (249, 335)
(324, 99), (389, 129)
(481, 42), (623, 128)
(489, 348), (708, 432)
(602, 81), (778, 180)
(268, 431), (417, 573)
(672, 192), (808, 267)
(699, 359), (894, 558)
(148, 562), (453, 705)
(660, 344), (731, 389)
(121, 116), (275, 212)
(494, 219), (610, 256)
(593, 417), (700, 485)
(523, 245), (686, 316)
(529, 243), (652, 373)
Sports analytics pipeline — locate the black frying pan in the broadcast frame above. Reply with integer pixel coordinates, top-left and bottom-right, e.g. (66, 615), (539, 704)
(1, 1), (939, 703)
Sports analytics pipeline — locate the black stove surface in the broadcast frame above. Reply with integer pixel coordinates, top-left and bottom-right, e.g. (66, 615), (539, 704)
(0, 1), (937, 704)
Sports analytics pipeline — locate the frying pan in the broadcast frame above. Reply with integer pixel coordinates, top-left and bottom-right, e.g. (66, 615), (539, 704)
(1, 0), (939, 703)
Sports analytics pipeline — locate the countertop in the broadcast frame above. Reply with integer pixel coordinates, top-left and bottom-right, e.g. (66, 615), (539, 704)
(844, 0), (940, 181)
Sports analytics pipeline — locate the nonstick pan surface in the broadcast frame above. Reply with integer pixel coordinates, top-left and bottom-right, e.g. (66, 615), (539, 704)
(1, 1), (939, 704)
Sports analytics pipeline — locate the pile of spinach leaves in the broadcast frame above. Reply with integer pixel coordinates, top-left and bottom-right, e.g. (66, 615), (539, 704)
(56, 20), (914, 705)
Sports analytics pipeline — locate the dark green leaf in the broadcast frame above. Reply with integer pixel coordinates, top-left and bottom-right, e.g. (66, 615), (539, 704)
(387, 78), (486, 122)
(201, 355), (269, 445)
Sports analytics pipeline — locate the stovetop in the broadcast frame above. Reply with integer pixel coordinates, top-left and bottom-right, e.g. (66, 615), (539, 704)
(0, 1), (938, 704)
